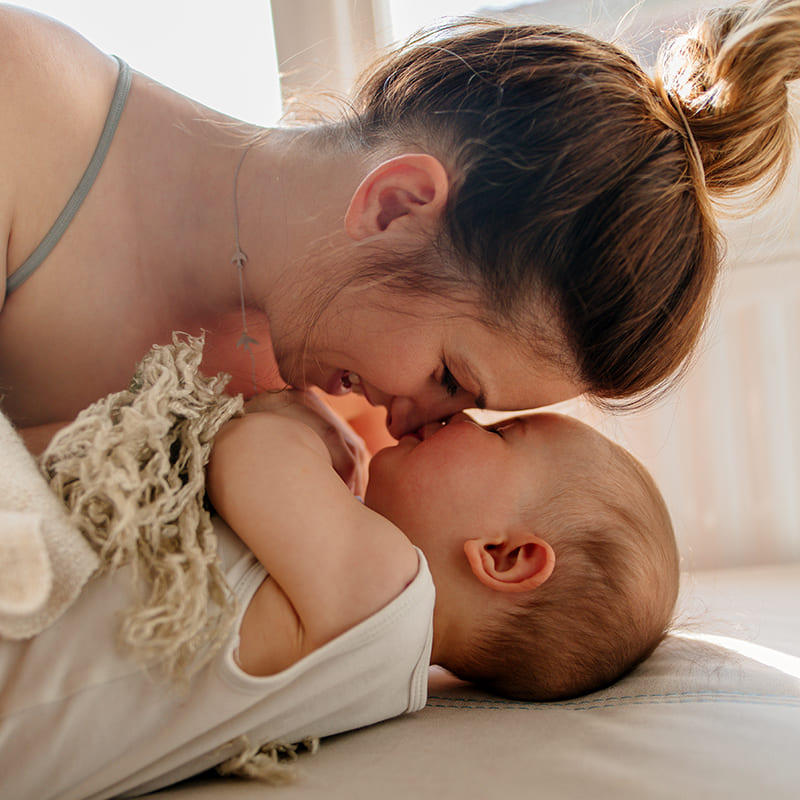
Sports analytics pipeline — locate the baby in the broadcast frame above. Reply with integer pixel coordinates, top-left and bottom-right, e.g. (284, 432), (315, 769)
(210, 392), (679, 702)
(0, 362), (678, 798)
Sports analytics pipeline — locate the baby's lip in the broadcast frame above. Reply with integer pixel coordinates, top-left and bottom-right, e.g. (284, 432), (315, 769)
(400, 423), (432, 442)
(416, 413), (482, 440)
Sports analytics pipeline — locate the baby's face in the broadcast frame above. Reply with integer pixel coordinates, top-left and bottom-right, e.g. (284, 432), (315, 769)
(365, 412), (603, 557)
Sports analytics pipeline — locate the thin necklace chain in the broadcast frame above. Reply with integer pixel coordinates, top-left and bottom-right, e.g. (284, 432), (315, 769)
(232, 144), (259, 395)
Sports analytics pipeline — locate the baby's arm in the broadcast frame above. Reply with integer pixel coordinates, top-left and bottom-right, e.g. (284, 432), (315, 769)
(206, 395), (418, 656)
(244, 389), (369, 496)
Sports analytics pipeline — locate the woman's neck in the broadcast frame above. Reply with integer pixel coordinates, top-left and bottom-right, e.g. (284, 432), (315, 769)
(231, 126), (369, 345)
(147, 113), (370, 394)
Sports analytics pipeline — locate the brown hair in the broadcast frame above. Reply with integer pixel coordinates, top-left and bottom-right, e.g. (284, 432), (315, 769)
(345, 1), (799, 405)
(449, 434), (679, 702)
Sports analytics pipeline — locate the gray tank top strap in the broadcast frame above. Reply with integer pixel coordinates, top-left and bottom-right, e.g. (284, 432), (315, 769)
(6, 56), (132, 295)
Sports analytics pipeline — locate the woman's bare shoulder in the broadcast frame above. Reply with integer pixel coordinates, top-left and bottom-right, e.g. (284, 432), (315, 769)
(0, 5), (115, 111)
(0, 4), (120, 293)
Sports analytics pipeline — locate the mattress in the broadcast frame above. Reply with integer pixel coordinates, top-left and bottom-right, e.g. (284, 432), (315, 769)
(149, 561), (800, 799)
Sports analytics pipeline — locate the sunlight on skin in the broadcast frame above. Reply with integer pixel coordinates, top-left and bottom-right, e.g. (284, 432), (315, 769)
(673, 630), (800, 679)
(318, 391), (398, 453)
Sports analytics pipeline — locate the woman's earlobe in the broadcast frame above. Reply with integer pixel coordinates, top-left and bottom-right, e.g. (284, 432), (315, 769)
(464, 535), (555, 594)
(344, 154), (449, 240)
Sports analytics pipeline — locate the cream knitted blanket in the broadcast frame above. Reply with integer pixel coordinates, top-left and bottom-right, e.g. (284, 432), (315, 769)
(38, 334), (244, 677)
(0, 410), (99, 638)
(1, 335), (243, 681)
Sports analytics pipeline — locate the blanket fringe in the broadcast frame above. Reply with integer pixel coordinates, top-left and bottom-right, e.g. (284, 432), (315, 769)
(39, 333), (243, 680)
(217, 735), (320, 785)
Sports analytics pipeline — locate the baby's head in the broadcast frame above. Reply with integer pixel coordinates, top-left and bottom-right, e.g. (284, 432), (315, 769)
(365, 411), (678, 701)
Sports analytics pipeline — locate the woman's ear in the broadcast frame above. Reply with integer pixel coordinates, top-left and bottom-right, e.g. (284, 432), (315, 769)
(344, 154), (449, 240)
(464, 534), (555, 594)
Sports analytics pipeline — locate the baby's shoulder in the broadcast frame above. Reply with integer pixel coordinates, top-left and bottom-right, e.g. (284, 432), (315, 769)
(237, 540), (429, 678)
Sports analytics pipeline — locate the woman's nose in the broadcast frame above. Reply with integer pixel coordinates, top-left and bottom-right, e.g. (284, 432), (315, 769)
(387, 394), (469, 439)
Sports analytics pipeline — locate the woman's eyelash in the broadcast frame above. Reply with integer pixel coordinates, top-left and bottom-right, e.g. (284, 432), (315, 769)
(440, 365), (460, 398)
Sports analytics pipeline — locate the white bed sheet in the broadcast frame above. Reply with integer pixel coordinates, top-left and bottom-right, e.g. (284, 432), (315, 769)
(148, 561), (800, 800)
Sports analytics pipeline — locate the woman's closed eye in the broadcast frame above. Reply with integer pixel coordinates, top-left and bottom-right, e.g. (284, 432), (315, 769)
(440, 364), (461, 398)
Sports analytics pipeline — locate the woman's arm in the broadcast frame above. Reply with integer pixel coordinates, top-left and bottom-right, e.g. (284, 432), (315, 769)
(206, 406), (417, 651)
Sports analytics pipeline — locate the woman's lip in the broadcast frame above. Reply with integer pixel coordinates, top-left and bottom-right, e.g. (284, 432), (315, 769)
(326, 370), (350, 396)
(396, 420), (448, 443)
(326, 370), (379, 406)
(324, 370), (376, 407)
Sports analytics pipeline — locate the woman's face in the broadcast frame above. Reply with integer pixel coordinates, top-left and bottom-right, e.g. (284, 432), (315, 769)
(274, 291), (583, 439)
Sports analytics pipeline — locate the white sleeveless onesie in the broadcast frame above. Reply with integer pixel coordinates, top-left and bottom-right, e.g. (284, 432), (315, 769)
(0, 519), (435, 800)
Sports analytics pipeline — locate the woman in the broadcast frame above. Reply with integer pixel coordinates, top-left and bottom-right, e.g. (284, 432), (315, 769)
(1, 2), (797, 481)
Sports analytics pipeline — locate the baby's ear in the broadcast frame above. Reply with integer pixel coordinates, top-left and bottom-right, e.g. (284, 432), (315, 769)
(464, 533), (555, 594)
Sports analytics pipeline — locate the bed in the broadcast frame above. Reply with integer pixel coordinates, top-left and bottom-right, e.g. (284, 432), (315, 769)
(151, 563), (800, 799)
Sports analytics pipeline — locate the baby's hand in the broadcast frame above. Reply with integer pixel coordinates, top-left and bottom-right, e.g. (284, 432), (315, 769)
(244, 389), (368, 497)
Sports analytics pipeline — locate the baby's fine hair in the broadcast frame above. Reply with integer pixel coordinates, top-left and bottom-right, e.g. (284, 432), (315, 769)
(449, 432), (679, 702)
(345, 0), (799, 405)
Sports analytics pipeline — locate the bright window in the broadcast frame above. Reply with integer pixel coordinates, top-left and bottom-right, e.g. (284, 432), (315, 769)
(387, 0), (710, 64)
(13, 1), (282, 125)
(387, 0), (528, 41)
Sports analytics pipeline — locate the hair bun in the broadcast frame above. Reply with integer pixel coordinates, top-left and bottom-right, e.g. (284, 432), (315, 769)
(657, 0), (800, 198)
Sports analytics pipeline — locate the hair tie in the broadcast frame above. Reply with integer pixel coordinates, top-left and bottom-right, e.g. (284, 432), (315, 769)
(667, 93), (707, 190)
